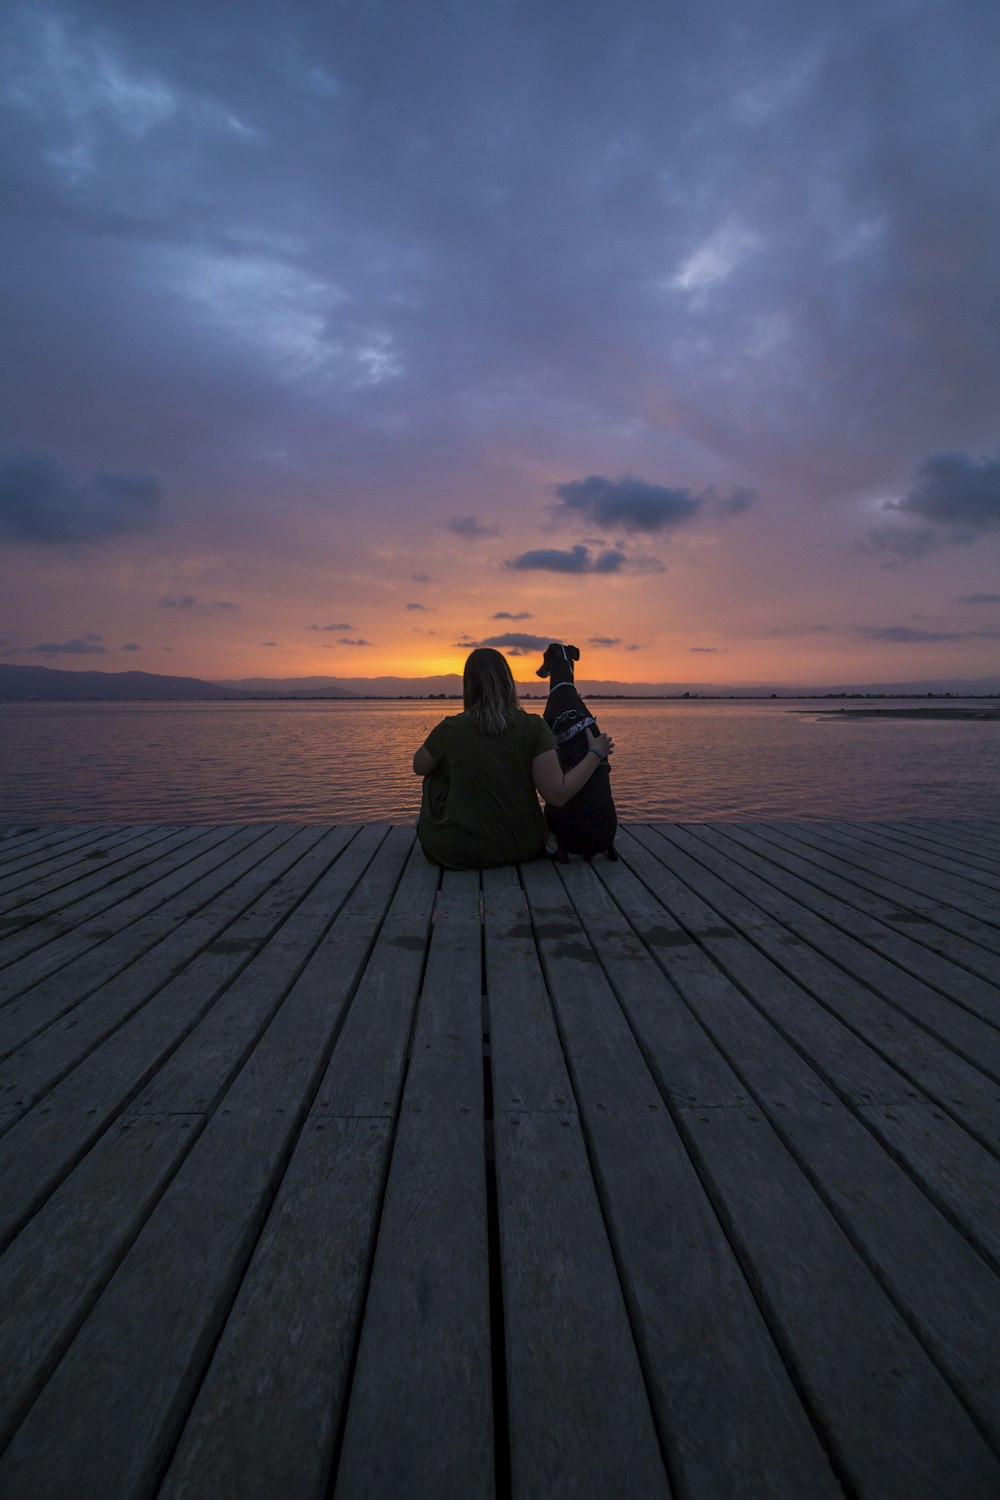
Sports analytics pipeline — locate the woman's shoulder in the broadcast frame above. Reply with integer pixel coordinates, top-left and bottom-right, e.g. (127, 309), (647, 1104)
(514, 708), (555, 746)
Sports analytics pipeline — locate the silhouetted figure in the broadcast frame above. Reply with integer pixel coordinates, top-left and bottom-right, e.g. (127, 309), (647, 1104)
(536, 643), (618, 863)
(413, 648), (614, 869)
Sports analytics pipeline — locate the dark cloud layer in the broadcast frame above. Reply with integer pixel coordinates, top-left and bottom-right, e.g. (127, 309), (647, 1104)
(16, 632), (107, 655)
(445, 517), (499, 540)
(554, 476), (703, 534)
(858, 625), (1000, 643)
(4, 0), (995, 523)
(479, 632), (551, 653)
(892, 450), (1000, 532)
(864, 448), (1000, 562)
(0, 452), (161, 546)
(506, 545), (626, 574)
(1, 0), (998, 678)
(553, 475), (758, 534)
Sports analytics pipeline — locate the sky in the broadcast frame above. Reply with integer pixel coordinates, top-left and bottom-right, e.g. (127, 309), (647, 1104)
(1, 0), (999, 688)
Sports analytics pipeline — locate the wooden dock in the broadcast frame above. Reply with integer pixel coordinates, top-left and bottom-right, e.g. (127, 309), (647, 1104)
(0, 819), (998, 1500)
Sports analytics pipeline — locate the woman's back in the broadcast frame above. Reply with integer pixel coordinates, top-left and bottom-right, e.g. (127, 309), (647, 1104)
(416, 708), (554, 869)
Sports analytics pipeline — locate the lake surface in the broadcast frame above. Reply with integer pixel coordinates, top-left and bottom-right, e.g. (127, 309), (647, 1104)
(1, 698), (999, 824)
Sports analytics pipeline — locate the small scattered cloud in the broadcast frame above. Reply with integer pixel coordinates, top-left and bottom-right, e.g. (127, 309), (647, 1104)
(857, 625), (1000, 643)
(160, 594), (198, 609)
(554, 475), (701, 534)
(767, 624), (835, 637)
(506, 545), (627, 574)
(445, 516), (499, 540)
(411, 573), (431, 583)
(552, 474), (756, 535)
(588, 636), (621, 647)
(19, 632), (107, 656)
(338, 637), (371, 646)
(309, 621), (354, 631)
(690, 646), (721, 653)
(892, 450), (1000, 532)
(478, 632), (551, 654)
(260, 640), (278, 647)
(492, 610), (533, 620)
(714, 488), (760, 517)
(121, 643), (141, 651)
(406, 602), (435, 612)
(862, 449), (1000, 564)
(210, 600), (239, 610)
(957, 592), (1000, 604)
(0, 452), (162, 546)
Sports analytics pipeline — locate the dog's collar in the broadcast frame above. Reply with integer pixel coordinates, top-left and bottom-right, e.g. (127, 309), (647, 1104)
(547, 681), (576, 695)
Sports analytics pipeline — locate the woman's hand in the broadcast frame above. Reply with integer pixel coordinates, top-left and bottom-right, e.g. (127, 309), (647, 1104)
(587, 729), (614, 759)
(533, 726), (615, 807)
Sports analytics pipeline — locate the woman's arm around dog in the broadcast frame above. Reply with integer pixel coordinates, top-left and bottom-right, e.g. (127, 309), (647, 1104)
(532, 727), (614, 807)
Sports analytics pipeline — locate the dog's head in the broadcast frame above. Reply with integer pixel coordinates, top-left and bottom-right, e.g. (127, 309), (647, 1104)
(536, 643), (580, 681)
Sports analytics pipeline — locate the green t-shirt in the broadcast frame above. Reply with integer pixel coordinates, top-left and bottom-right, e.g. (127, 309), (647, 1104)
(417, 709), (556, 869)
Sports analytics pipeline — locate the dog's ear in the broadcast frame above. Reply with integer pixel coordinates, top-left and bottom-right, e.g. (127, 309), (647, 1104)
(566, 645), (580, 662)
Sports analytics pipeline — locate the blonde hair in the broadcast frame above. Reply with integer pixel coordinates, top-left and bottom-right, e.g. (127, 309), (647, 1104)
(463, 648), (520, 735)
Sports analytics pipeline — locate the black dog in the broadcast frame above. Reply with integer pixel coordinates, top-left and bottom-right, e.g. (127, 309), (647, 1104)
(536, 643), (618, 862)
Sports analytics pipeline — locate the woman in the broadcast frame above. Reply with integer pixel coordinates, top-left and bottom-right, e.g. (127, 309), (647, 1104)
(413, 647), (614, 869)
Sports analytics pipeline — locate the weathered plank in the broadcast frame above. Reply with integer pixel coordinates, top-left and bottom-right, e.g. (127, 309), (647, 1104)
(522, 858), (843, 1500)
(0, 823), (281, 1022)
(752, 821), (1000, 965)
(922, 818), (1000, 857)
(0, 825), (170, 913)
(864, 822), (1000, 888)
(333, 870), (494, 1500)
(718, 820), (1000, 1002)
(0, 825), (355, 1245)
(668, 824), (1000, 1072)
(0, 827), (65, 865)
(0, 825), (226, 976)
(0, 823), (115, 874)
(601, 832), (1000, 1454)
(0, 828), (411, 1499)
(1, 821), (997, 1500)
(0, 1113), (201, 1448)
(619, 828), (1000, 1157)
(158, 834), (435, 1500)
(0, 825), (154, 904)
(483, 865), (670, 1500)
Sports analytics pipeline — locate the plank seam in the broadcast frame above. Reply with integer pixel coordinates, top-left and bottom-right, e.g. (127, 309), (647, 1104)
(0, 826), (371, 1246)
(132, 828), (416, 1497)
(547, 856), (857, 1499)
(635, 828), (1000, 1164)
(624, 829), (1000, 1260)
(601, 842), (1000, 1463)
(321, 862), (442, 1498)
(669, 824), (1000, 1054)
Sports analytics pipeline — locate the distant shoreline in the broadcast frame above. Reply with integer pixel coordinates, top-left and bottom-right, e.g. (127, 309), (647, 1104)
(3, 692), (1000, 705)
(2, 692), (1000, 707)
(800, 705), (1000, 721)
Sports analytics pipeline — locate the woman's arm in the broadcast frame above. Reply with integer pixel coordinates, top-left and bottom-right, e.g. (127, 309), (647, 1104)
(532, 728), (614, 807)
(413, 744), (440, 776)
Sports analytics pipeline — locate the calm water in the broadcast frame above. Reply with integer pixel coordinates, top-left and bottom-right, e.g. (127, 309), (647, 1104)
(1, 698), (999, 823)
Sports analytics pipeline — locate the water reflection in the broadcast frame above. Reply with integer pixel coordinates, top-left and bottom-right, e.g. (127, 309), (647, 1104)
(1, 698), (999, 823)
